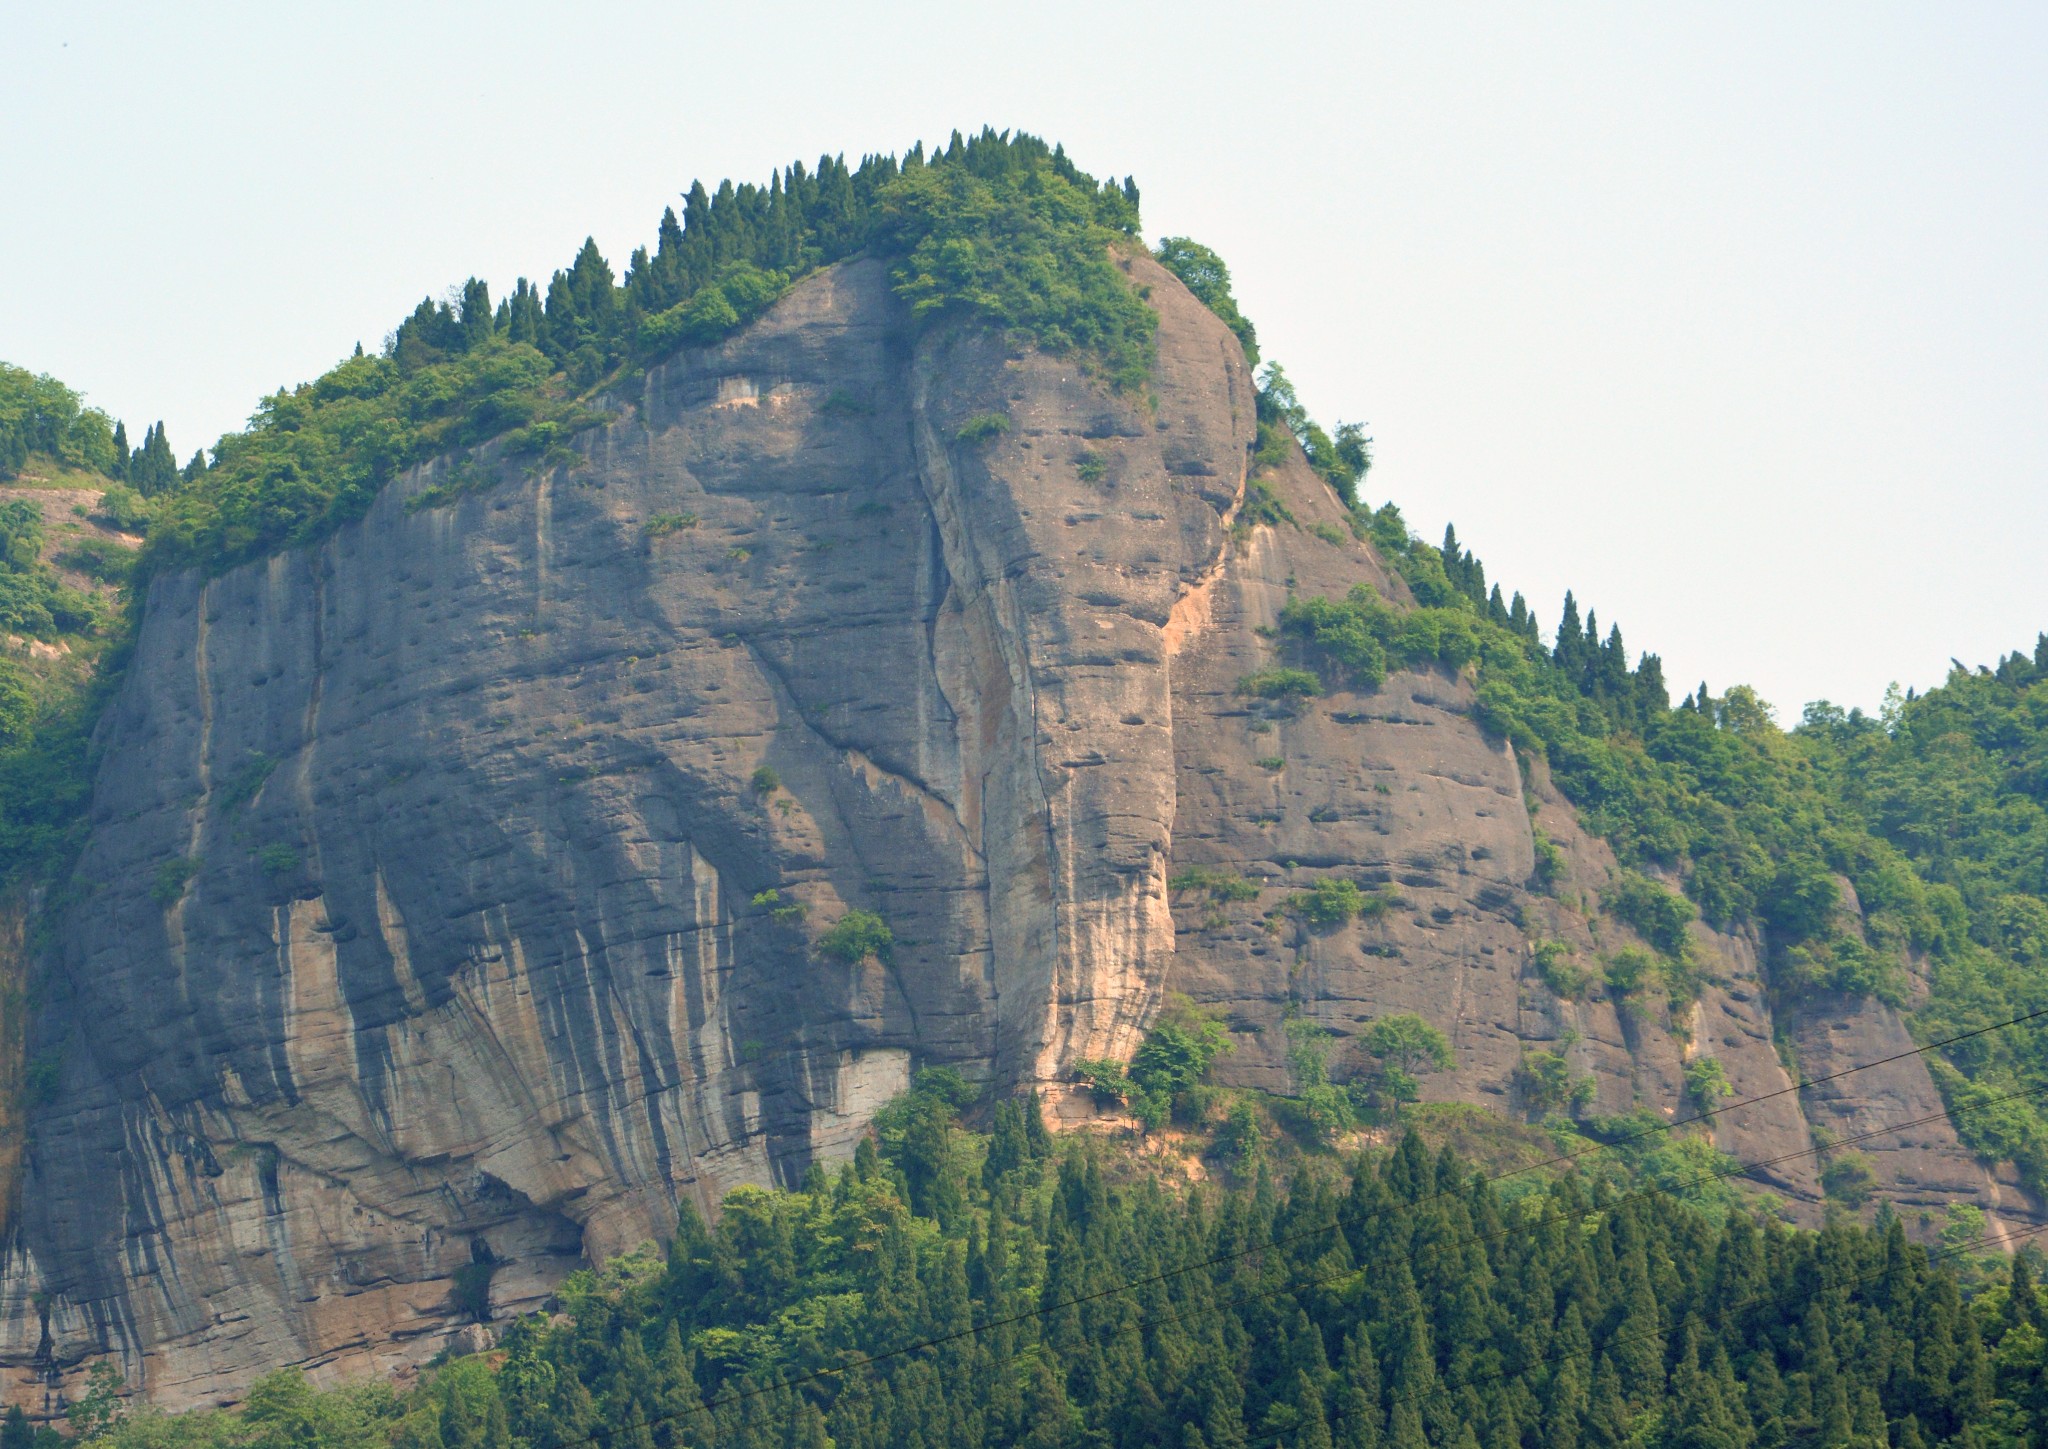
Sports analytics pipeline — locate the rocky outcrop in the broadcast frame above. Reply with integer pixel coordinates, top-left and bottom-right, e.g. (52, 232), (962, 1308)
(0, 252), (2022, 1412)
(1155, 459), (2019, 1219)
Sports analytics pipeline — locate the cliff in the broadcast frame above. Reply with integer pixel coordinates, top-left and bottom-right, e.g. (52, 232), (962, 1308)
(0, 252), (2024, 1411)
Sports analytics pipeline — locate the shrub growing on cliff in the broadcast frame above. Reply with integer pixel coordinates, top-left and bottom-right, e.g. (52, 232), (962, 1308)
(1079, 995), (1232, 1129)
(642, 511), (698, 538)
(151, 856), (199, 905)
(1359, 1012), (1454, 1121)
(1289, 876), (1395, 929)
(1283, 1018), (1355, 1144)
(1820, 1148), (1877, 1207)
(1235, 666), (1320, 701)
(1517, 1046), (1595, 1115)
(816, 908), (892, 964)
(1292, 877), (1367, 928)
(1072, 1056), (1133, 1109)
(953, 412), (1010, 445)
(1167, 865), (1260, 902)
(1683, 1055), (1734, 1112)
(1606, 869), (1695, 956)
(1256, 364), (1370, 507)
(1532, 938), (1592, 998)
(1604, 945), (1660, 1009)
(1237, 478), (1293, 531)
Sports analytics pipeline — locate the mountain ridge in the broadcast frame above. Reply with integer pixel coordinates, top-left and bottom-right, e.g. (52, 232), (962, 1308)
(0, 132), (2043, 1419)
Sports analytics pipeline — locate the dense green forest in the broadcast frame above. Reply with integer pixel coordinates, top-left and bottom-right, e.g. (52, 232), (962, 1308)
(55, 1075), (2048, 1448)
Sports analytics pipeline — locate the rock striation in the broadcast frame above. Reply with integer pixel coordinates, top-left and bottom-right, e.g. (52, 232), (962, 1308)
(0, 253), (2025, 1411)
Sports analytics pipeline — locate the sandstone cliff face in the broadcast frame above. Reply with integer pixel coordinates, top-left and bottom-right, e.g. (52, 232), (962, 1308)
(1156, 448), (2026, 1228)
(0, 255), (2020, 1411)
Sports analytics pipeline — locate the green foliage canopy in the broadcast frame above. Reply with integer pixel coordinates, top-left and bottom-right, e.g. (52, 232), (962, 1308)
(78, 1107), (2048, 1449)
(138, 129), (1157, 581)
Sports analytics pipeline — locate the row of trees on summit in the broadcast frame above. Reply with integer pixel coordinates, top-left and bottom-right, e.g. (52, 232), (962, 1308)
(0, 363), (188, 496)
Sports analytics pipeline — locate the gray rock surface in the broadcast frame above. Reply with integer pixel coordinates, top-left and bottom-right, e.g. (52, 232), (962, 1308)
(0, 253), (2023, 1411)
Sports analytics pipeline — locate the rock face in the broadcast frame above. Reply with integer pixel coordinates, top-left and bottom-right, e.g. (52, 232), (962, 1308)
(0, 254), (2024, 1410)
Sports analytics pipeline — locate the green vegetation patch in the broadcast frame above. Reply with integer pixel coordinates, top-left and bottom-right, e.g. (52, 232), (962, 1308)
(884, 142), (1153, 393)
(1235, 666), (1321, 701)
(125, 129), (1154, 583)
(1532, 938), (1593, 999)
(1153, 237), (1258, 360)
(1517, 1046), (1596, 1114)
(953, 412), (1011, 445)
(151, 856), (199, 905)
(0, 364), (122, 481)
(1606, 868), (1696, 956)
(1288, 876), (1397, 928)
(815, 907), (892, 965)
(1167, 865), (1261, 903)
(1075, 994), (1231, 1130)
(1683, 1055), (1734, 1112)
(642, 511), (699, 538)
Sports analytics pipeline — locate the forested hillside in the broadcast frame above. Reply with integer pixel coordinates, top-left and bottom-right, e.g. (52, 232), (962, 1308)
(0, 364), (165, 876)
(49, 1077), (2048, 1449)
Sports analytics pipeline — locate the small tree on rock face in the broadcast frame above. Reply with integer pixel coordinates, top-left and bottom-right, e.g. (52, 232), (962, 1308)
(1077, 995), (1233, 1130)
(1683, 1056), (1734, 1113)
(68, 1361), (126, 1440)
(1363, 1014), (1454, 1121)
(816, 909), (892, 965)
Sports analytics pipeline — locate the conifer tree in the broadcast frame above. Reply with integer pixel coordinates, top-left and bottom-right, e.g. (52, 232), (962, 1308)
(1291, 1369), (1335, 1449)
(1555, 593), (1585, 675)
(1333, 1328), (1385, 1449)
(132, 421), (177, 494)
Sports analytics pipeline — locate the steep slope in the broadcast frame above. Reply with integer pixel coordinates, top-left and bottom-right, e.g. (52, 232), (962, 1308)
(1152, 440), (2019, 1220)
(0, 248), (2029, 1414)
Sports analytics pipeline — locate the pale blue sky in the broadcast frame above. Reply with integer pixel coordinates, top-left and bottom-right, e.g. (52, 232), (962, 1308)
(4, 2), (2043, 715)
